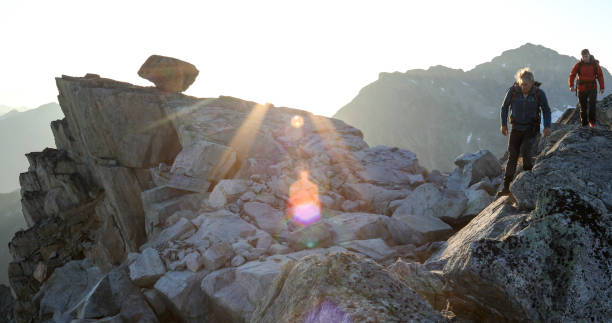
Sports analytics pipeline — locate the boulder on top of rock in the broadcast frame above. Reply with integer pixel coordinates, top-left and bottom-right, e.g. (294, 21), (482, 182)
(138, 55), (199, 93)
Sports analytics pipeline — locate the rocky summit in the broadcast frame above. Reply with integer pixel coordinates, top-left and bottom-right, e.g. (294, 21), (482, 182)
(5, 60), (612, 322)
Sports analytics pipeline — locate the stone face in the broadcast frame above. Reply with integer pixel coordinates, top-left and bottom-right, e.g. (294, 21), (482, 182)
(208, 179), (248, 208)
(19, 148), (96, 226)
(118, 293), (160, 323)
(129, 248), (166, 287)
(141, 185), (190, 236)
(385, 212), (453, 246)
(95, 165), (148, 252)
(353, 146), (425, 187)
(9, 200), (106, 322)
(78, 267), (139, 319)
(251, 252), (443, 322)
(140, 217), (196, 251)
(169, 141), (238, 192)
(288, 221), (334, 250)
(389, 260), (453, 313)
(392, 183), (441, 219)
(203, 242), (234, 270)
(326, 212), (391, 243)
(35, 260), (105, 323)
(56, 75), (181, 168)
(512, 128), (612, 210)
(201, 256), (294, 322)
(428, 188), (612, 322)
(453, 150), (502, 184)
(394, 185), (468, 226)
(341, 182), (409, 214)
(184, 251), (205, 272)
(138, 55), (199, 93)
(242, 201), (286, 236)
(432, 189), (468, 226)
(186, 210), (258, 247)
(342, 238), (396, 262)
(154, 271), (210, 323)
(463, 188), (494, 218)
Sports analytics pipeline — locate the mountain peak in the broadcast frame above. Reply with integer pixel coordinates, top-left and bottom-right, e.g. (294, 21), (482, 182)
(492, 43), (565, 63)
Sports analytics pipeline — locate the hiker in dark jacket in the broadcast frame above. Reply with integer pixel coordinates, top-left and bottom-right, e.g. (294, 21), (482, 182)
(497, 68), (552, 197)
(569, 48), (605, 128)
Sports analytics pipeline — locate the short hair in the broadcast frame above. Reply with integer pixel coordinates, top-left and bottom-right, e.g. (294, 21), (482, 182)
(581, 49), (590, 55)
(515, 67), (534, 85)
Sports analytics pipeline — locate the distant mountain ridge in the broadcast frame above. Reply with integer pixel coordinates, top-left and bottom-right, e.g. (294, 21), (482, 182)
(0, 102), (63, 192)
(0, 104), (28, 117)
(333, 43), (611, 171)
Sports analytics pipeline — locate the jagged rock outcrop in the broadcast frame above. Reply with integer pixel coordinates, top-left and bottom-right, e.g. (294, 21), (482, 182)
(0, 284), (15, 323)
(8, 68), (539, 322)
(10, 73), (483, 322)
(250, 252), (444, 322)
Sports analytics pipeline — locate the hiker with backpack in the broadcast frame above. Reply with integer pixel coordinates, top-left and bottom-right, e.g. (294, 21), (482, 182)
(497, 68), (552, 197)
(569, 49), (605, 128)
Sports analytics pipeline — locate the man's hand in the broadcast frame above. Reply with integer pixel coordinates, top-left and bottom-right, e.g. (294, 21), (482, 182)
(600, 89), (605, 95)
(500, 125), (508, 136)
(570, 86), (575, 92)
(543, 127), (552, 137)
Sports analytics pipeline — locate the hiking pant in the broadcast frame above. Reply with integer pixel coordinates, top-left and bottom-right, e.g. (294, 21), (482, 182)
(578, 88), (597, 126)
(503, 128), (537, 188)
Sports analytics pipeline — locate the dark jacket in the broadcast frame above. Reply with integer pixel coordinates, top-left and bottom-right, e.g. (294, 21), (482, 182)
(501, 84), (552, 131)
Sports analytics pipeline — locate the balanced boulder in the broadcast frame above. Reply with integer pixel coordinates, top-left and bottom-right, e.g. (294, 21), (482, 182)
(138, 55), (199, 93)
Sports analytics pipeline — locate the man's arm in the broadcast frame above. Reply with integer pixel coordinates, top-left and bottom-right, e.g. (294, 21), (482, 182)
(597, 63), (605, 93)
(569, 63), (579, 91)
(501, 88), (512, 127)
(500, 89), (512, 136)
(539, 90), (552, 136)
(538, 90), (552, 128)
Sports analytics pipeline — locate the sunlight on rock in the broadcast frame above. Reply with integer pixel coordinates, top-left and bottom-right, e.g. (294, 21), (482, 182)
(291, 115), (304, 128)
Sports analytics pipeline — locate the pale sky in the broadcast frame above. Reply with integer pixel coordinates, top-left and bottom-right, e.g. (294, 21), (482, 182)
(2, 0), (611, 116)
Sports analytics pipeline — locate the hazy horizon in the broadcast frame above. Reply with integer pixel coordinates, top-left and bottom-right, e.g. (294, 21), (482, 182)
(2, 0), (612, 116)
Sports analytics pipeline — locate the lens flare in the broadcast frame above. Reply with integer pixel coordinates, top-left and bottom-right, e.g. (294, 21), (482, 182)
(288, 170), (321, 226)
(305, 301), (352, 323)
(291, 115), (304, 128)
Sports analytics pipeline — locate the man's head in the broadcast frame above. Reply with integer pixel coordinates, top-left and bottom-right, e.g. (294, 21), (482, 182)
(515, 67), (535, 93)
(581, 49), (591, 62)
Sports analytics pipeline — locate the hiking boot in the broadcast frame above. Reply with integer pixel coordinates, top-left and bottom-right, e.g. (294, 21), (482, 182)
(496, 186), (511, 198)
(589, 122), (596, 128)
